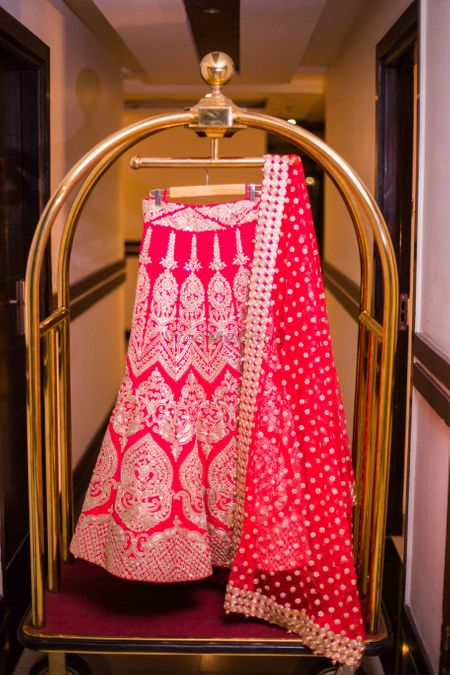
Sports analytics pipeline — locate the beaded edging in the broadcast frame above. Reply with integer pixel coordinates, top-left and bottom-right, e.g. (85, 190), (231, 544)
(224, 583), (364, 670)
(231, 154), (290, 554)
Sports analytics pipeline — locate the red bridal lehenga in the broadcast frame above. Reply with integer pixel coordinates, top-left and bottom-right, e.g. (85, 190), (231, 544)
(70, 154), (365, 668)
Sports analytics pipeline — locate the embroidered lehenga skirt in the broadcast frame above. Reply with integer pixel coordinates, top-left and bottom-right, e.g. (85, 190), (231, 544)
(71, 189), (258, 581)
(71, 155), (366, 668)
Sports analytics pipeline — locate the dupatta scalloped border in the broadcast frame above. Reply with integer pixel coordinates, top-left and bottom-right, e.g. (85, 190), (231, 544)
(224, 583), (364, 669)
(230, 153), (290, 554)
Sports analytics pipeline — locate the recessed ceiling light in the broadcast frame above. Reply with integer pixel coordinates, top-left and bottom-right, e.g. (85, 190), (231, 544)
(204, 7), (221, 13)
(287, 118), (297, 125)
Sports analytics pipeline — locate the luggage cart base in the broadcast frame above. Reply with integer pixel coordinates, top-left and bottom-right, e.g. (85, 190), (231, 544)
(20, 560), (391, 674)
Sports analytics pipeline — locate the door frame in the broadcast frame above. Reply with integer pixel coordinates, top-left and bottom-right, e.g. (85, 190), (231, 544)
(0, 6), (50, 672)
(375, 3), (433, 674)
(376, 0), (417, 538)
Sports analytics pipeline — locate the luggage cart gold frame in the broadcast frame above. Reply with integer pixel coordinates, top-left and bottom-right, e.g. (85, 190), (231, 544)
(20, 53), (398, 674)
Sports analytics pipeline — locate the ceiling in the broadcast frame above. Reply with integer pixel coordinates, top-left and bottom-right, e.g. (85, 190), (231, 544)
(65, 0), (368, 121)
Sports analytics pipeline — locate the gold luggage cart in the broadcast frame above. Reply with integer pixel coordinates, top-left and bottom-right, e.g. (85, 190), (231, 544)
(20, 53), (398, 674)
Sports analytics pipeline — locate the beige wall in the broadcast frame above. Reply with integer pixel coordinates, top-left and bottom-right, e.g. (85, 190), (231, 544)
(407, 392), (448, 672)
(324, 292), (358, 436)
(414, 1), (450, 352)
(325, 0), (412, 284)
(70, 294), (124, 461)
(405, 1), (450, 672)
(0, 0), (125, 466)
(120, 109), (267, 329)
(323, 0), (412, 435)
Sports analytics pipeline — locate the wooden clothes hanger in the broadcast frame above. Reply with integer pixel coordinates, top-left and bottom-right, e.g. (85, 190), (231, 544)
(130, 138), (264, 201)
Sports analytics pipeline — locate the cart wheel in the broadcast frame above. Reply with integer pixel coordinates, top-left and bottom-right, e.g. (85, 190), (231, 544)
(28, 654), (92, 675)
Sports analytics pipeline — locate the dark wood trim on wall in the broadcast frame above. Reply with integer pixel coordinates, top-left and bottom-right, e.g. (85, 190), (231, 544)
(52, 259), (126, 321)
(413, 333), (450, 391)
(413, 364), (450, 427)
(322, 260), (360, 321)
(70, 259), (125, 301)
(125, 240), (140, 257)
(0, 5), (49, 61)
(413, 333), (450, 427)
(377, 1), (418, 62)
(71, 272), (126, 320)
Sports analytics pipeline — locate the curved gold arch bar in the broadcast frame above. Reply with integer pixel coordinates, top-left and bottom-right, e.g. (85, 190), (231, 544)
(56, 114), (378, 581)
(25, 109), (398, 641)
(54, 113), (376, 573)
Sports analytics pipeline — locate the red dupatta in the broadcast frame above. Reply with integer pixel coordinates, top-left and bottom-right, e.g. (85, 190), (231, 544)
(225, 154), (365, 669)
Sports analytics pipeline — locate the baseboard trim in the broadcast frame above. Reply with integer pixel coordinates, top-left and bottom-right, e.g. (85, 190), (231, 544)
(402, 605), (435, 675)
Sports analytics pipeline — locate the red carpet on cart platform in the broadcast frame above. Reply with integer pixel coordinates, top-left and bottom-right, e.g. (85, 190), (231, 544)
(26, 559), (301, 640)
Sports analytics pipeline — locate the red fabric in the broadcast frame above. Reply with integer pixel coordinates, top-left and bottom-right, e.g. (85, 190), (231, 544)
(223, 156), (364, 668)
(71, 196), (259, 582)
(70, 155), (365, 668)
(31, 559), (301, 640)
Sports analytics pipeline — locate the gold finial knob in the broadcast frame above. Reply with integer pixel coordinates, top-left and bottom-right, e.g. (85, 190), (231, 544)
(199, 52), (235, 90)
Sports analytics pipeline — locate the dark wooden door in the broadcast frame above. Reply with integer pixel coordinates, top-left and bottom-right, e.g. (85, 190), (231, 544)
(376, 5), (417, 537)
(0, 8), (49, 672)
(375, 4), (428, 675)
